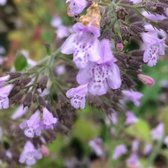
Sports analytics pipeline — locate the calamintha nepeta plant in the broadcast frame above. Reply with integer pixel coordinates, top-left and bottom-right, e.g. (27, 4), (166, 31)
(0, 0), (168, 167)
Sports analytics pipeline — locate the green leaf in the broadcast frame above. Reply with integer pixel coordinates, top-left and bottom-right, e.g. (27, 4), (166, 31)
(14, 54), (28, 71)
(72, 118), (100, 142)
(125, 119), (151, 142)
(48, 134), (65, 153)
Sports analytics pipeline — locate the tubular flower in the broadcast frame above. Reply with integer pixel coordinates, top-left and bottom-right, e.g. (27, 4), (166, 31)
(122, 90), (143, 106)
(66, 0), (87, 17)
(141, 24), (167, 67)
(77, 39), (121, 95)
(20, 111), (42, 138)
(66, 84), (88, 109)
(0, 84), (13, 110)
(19, 141), (42, 166)
(61, 23), (100, 69)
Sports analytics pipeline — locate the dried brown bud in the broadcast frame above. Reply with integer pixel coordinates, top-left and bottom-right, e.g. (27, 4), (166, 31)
(23, 92), (32, 107)
(38, 76), (48, 90)
(123, 74), (136, 87)
(39, 96), (47, 107)
(120, 26), (131, 40)
(79, 2), (101, 28)
(129, 15), (142, 23)
(130, 22), (146, 35)
(19, 77), (32, 87)
(116, 7), (128, 20)
(145, 2), (168, 15)
(9, 72), (22, 80)
(131, 50), (144, 57)
(10, 92), (23, 104)
(158, 0), (168, 4)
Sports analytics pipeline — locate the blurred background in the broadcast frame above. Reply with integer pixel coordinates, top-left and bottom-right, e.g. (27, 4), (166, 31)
(1, 0), (168, 168)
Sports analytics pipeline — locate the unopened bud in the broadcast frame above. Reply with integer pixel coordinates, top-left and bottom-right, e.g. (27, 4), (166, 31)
(9, 72), (22, 80)
(19, 77), (32, 87)
(145, 2), (167, 15)
(23, 92), (32, 107)
(116, 7), (128, 20)
(159, 0), (168, 4)
(10, 92), (23, 104)
(130, 22), (146, 35)
(138, 74), (155, 87)
(116, 43), (124, 52)
(38, 76), (48, 91)
(40, 145), (49, 157)
(39, 96), (46, 107)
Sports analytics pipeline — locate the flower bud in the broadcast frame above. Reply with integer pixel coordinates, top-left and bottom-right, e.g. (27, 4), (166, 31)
(9, 72), (22, 80)
(116, 7), (128, 20)
(116, 43), (124, 52)
(130, 22), (146, 35)
(40, 145), (49, 157)
(23, 92), (32, 107)
(38, 76), (48, 91)
(137, 74), (155, 87)
(19, 77), (32, 87)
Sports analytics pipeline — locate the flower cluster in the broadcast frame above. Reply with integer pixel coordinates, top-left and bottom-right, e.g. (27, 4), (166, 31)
(62, 0), (168, 110)
(0, 71), (59, 166)
(61, 2), (122, 109)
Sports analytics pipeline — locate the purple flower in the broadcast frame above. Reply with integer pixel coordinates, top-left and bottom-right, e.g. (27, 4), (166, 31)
(42, 107), (58, 129)
(0, 84), (13, 110)
(122, 90), (143, 106)
(143, 143), (152, 155)
(89, 138), (103, 157)
(108, 112), (118, 125)
(112, 144), (127, 160)
(131, 140), (139, 153)
(0, 0), (7, 6)
(142, 11), (167, 21)
(56, 25), (70, 39)
(0, 75), (9, 87)
(66, 0), (87, 16)
(5, 150), (12, 159)
(51, 16), (62, 28)
(126, 153), (140, 168)
(20, 111), (41, 138)
(125, 111), (138, 125)
(66, 84), (88, 109)
(151, 123), (164, 141)
(129, 0), (142, 4)
(141, 24), (167, 67)
(61, 23), (100, 69)
(55, 65), (66, 76)
(77, 39), (121, 95)
(19, 141), (42, 166)
(11, 105), (28, 120)
(51, 16), (71, 39)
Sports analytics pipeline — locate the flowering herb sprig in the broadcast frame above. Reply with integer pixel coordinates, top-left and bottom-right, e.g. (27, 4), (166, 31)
(0, 0), (168, 167)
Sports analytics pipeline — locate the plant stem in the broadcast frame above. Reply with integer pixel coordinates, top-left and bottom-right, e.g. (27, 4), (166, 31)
(146, 138), (164, 167)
